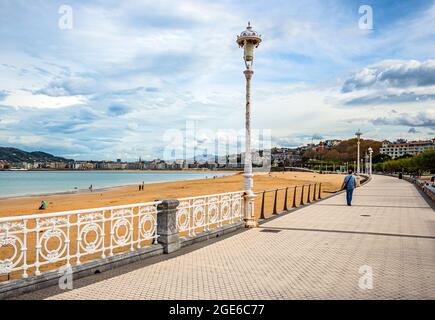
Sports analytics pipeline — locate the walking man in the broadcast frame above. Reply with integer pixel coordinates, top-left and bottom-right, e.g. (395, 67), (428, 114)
(341, 169), (357, 206)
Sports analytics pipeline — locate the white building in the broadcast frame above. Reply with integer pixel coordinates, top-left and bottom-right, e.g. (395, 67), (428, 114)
(380, 139), (435, 159)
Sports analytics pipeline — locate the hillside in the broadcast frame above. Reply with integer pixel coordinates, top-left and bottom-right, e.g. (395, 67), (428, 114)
(303, 138), (383, 162)
(0, 147), (73, 163)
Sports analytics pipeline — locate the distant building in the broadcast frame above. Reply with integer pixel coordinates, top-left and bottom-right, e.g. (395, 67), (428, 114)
(325, 139), (342, 148)
(74, 161), (96, 170)
(380, 139), (435, 159)
(271, 147), (302, 167)
(315, 141), (326, 152)
(0, 160), (8, 169)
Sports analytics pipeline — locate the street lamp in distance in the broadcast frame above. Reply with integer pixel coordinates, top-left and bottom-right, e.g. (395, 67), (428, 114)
(368, 147), (373, 176)
(355, 129), (362, 174)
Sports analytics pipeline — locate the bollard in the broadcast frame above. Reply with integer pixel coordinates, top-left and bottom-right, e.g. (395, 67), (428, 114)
(318, 183), (322, 199)
(283, 187), (288, 211)
(307, 184), (311, 203)
(292, 186), (297, 208)
(273, 189), (278, 214)
(300, 185), (305, 205)
(313, 183), (317, 201)
(260, 191), (266, 219)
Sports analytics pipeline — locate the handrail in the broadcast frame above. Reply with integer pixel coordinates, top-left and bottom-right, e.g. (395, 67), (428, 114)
(0, 200), (162, 223)
(178, 190), (244, 201)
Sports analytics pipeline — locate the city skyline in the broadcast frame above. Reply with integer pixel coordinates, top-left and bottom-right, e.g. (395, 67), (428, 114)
(0, 0), (434, 161)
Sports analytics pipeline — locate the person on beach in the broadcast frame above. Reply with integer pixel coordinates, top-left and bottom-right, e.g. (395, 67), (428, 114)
(89, 184), (93, 192)
(142, 181), (145, 190)
(39, 200), (46, 210)
(341, 169), (357, 206)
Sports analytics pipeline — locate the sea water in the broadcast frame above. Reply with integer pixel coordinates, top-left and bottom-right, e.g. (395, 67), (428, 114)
(0, 171), (233, 198)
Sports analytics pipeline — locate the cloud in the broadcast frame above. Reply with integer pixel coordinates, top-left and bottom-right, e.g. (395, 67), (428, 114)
(33, 74), (100, 97)
(311, 134), (324, 140)
(342, 60), (435, 93)
(408, 127), (419, 134)
(107, 104), (132, 117)
(371, 111), (435, 129)
(0, 90), (9, 101)
(344, 92), (435, 106)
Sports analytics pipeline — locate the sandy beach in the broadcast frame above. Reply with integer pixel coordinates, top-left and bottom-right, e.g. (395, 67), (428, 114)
(0, 172), (345, 217)
(0, 171), (345, 281)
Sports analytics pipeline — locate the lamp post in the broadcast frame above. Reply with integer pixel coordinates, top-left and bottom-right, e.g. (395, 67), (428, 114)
(237, 22), (262, 228)
(355, 129), (362, 174)
(368, 147), (373, 175)
(364, 152), (369, 174)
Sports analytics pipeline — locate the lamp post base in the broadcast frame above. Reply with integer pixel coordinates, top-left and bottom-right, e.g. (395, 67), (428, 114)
(243, 191), (257, 228)
(244, 218), (258, 228)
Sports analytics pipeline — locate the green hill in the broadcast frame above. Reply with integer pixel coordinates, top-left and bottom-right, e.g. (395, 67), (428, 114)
(0, 147), (73, 163)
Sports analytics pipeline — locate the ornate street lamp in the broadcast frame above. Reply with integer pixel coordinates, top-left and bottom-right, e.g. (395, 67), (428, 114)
(368, 147), (373, 175)
(237, 22), (262, 228)
(355, 129), (362, 174)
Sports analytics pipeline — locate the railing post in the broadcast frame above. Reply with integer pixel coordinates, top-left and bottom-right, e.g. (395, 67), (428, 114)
(34, 218), (41, 276)
(157, 199), (180, 254)
(307, 184), (311, 204)
(22, 219), (28, 279)
(273, 189), (278, 214)
(300, 185), (305, 205)
(283, 187), (288, 211)
(260, 191), (266, 219)
(318, 183), (322, 199)
(313, 183), (317, 201)
(244, 192), (257, 228)
(292, 186), (297, 208)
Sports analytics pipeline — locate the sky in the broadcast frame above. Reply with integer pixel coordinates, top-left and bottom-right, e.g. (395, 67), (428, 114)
(0, 0), (434, 161)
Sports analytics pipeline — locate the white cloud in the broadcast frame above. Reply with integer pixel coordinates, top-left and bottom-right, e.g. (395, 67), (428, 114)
(342, 59), (435, 92)
(2, 90), (87, 109)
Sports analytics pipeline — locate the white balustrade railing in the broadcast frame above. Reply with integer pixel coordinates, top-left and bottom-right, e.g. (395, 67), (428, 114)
(1, 191), (247, 282)
(0, 201), (161, 280)
(176, 191), (245, 237)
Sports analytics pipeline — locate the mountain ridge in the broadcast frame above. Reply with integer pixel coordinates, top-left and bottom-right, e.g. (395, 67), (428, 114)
(0, 147), (74, 163)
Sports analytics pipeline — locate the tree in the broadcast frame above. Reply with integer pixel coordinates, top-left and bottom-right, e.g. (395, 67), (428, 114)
(372, 153), (391, 164)
(414, 149), (435, 172)
(395, 153), (413, 160)
(379, 150), (435, 173)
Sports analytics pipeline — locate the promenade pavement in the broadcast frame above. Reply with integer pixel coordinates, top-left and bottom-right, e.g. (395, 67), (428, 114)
(14, 175), (435, 299)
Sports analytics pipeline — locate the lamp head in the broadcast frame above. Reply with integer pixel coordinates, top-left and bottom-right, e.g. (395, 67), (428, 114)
(237, 22), (262, 69)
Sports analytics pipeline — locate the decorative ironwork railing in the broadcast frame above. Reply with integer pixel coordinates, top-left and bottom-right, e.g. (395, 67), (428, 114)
(176, 191), (245, 237)
(0, 201), (161, 280)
